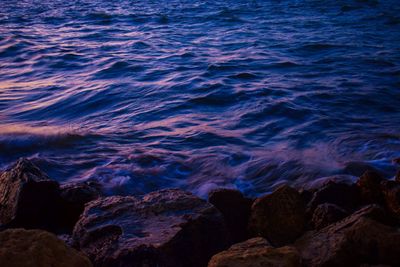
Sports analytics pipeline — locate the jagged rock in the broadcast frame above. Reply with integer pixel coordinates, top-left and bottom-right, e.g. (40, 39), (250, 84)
(72, 189), (230, 267)
(0, 158), (62, 232)
(295, 205), (400, 266)
(301, 175), (357, 192)
(311, 203), (348, 229)
(381, 180), (400, 220)
(0, 228), (92, 267)
(59, 181), (102, 232)
(248, 185), (306, 246)
(307, 181), (361, 213)
(208, 188), (253, 242)
(357, 170), (384, 204)
(208, 237), (301, 267)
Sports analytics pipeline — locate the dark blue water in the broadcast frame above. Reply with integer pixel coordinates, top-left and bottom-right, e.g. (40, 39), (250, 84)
(1, 0), (400, 197)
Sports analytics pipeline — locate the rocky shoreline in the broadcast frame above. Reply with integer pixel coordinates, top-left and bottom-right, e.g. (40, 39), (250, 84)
(1, 158), (400, 267)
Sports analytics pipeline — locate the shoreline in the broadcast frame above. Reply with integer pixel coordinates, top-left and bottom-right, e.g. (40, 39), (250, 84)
(0, 158), (400, 266)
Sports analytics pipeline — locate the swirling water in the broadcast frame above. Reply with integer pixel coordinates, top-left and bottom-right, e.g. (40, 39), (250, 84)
(0, 0), (400, 196)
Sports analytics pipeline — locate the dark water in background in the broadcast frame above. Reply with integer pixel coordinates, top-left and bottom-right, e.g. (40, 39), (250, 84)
(1, 0), (400, 197)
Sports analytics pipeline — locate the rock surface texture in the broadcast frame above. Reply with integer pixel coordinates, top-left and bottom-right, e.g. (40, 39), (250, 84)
(248, 185), (306, 246)
(0, 228), (92, 267)
(208, 237), (301, 267)
(73, 189), (230, 267)
(0, 159), (61, 231)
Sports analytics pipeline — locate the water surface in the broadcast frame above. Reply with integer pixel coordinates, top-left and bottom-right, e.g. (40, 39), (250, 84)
(1, 0), (400, 196)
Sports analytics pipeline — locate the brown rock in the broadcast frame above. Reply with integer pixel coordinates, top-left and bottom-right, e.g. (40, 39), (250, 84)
(0, 158), (62, 232)
(357, 170), (384, 204)
(0, 228), (92, 267)
(295, 205), (400, 266)
(381, 180), (400, 219)
(208, 188), (253, 242)
(73, 189), (230, 267)
(248, 185), (306, 246)
(307, 181), (361, 213)
(311, 203), (348, 229)
(208, 237), (301, 267)
(59, 181), (102, 232)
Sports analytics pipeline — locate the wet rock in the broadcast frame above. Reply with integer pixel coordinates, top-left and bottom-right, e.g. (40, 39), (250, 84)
(0, 158), (62, 232)
(73, 189), (230, 267)
(357, 170), (384, 204)
(395, 170), (400, 183)
(381, 180), (400, 219)
(344, 161), (380, 177)
(59, 181), (102, 232)
(208, 237), (301, 267)
(248, 185), (306, 246)
(311, 203), (348, 229)
(0, 228), (92, 267)
(295, 205), (400, 266)
(301, 175), (357, 192)
(208, 188), (253, 242)
(307, 181), (361, 213)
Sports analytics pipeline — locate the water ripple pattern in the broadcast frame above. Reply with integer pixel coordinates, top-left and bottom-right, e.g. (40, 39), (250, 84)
(1, 0), (400, 196)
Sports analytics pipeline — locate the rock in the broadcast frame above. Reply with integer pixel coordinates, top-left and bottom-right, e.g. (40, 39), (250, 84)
(301, 175), (357, 192)
(381, 180), (400, 219)
(357, 170), (384, 204)
(344, 161), (380, 177)
(59, 181), (102, 232)
(73, 189), (230, 267)
(208, 188), (253, 242)
(395, 170), (400, 183)
(0, 228), (92, 267)
(208, 237), (301, 267)
(248, 185), (306, 246)
(295, 205), (400, 266)
(0, 158), (62, 232)
(311, 203), (348, 229)
(307, 181), (361, 213)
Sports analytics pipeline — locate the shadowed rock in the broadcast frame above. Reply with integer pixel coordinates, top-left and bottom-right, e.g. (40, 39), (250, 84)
(307, 181), (361, 213)
(357, 170), (384, 204)
(311, 203), (348, 229)
(248, 185), (306, 246)
(295, 205), (400, 266)
(73, 189), (230, 267)
(381, 180), (400, 220)
(208, 237), (301, 267)
(0, 228), (92, 267)
(0, 158), (62, 232)
(208, 188), (253, 242)
(59, 181), (102, 232)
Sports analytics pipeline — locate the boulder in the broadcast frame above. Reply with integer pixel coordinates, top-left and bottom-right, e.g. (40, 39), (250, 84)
(307, 181), (361, 213)
(248, 185), (306, 246)
(344, 161), (379, 177)
(381, 180), (400, 220)
(208, 188), (253, 242)
(59, 181), (102, 232)
(295, 205), (400, 266)
(357, 170), (384, 204)
(0, 228), (92, 267)
(72, 189), (230, 267)
(395, 170), (400, 183)
(0, 158), (62, 232)
(208, 237), (301, 267)
(311, 203), (348, 229)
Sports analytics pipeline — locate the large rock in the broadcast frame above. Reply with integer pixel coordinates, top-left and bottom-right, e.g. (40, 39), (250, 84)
(73, 189), (230, 267)
(208, 188), (253, 242)
(208, 237), (301, 267)
(0, 159), (62, 232)
(357, 170), (384, 204)
(311, 203), (348, 230)
(0, 228), (92, 267)
(381, 180), (400, 220)
(295, 205), (400, 266)
(248, 185), (306, 246)
(59, 181), (102, 232)
(307, 181), (361, 213)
